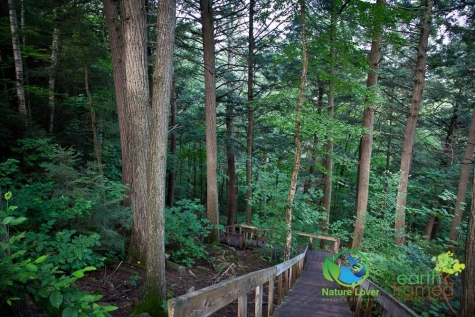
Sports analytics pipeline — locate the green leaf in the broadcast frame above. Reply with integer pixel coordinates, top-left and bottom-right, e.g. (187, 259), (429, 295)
(50, 291), (63, 309)
(62, 307), (78, 317)
(103, 305), (118, 312)
(10, 217), (28, 225)
(25, 263), (38, 272)
(2, 216), (14, 225)
(72, 270), (84, 278)
(4, 191), (12, 200)
(35, 255), (48, 264)
(83, 266), (96, 271)
(322, 257), (340, 283)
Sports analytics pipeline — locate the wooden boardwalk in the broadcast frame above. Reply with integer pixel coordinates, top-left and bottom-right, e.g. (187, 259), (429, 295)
(272, 250), (353, 317)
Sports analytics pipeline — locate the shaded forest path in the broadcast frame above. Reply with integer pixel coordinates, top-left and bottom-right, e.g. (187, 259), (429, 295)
(271, 250), (353, 317)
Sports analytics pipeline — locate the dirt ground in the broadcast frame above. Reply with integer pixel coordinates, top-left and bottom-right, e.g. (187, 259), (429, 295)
(76, 244), (272, 317)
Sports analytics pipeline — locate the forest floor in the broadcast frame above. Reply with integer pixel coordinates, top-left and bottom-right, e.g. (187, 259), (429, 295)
(76, 243), (272, 317)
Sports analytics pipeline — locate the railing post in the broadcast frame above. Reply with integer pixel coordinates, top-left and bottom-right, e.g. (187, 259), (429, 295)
(289, 266), (293, 289)
(268, 278), (275, 316)
(238, 293), (247, 317)
(309, 237), (313, 249)
(364, 296), (374, 317)
(277, 274), (282, 305)
(255, 284), (263, 317)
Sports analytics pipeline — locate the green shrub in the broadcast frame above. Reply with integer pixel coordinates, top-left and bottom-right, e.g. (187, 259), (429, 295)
(165, 199), (212, 266)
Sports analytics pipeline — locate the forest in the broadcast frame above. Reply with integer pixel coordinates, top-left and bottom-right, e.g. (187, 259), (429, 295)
(0, 0), (474, 316)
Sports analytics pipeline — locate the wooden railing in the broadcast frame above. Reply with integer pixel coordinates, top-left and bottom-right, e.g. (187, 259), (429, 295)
(167, 245), (308, 317)
(222, 224), (273, 249)
(347, 279), (419, 317)
(295, 231), (340, 255)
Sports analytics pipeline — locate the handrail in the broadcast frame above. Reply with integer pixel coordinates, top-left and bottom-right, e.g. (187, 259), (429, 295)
(167, 245), (308, 317)
(348, 279), (419, 317)
(295, 231), (340, 255)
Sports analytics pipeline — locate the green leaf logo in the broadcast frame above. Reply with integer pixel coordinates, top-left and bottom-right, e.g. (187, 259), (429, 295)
(323, 257), (340, 283)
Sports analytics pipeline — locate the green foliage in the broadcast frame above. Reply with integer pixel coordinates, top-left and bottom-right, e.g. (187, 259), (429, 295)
(165, 199), (212, 266)
(22, 230), (104, 272)
(0, 192), (116, 316)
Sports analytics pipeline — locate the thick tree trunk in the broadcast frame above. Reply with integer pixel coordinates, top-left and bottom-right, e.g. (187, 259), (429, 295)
(167, 81), (177, 208)
(352, 0), (385, 250)
(47, 26), (60, 134)
(103, 0), (132, 207)
(395, 0), (432, 245)
(144, 0), (175, 302)
(449, 105), (475, 241)
(122, 0), (150, 262)
(8, 0), (27, 122)
(460, 167), (475, 316)
(245, 0), (255, 225)
(200, 0), (219, 243)
(284, 0), (307, 261)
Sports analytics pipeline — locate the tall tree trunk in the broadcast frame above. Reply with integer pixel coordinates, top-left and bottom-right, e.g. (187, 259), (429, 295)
(144, 0), (175, 303)
(352, 0), (385, 250)
(103, 0), (132, 207)
(226, 41), (237, 227)
(80, 33), (104, 178)
(395, 0), (433, 245)
(460, 166), (475, 316)
(449, 105), (475, 241)
(284, 0), (308, 261)
(167, 81), (177, 207)
(122, 0), (150, 262)
(246, 0), (255, 225)
(48, 25), (60, 134)
(200, 0), (219, 243)
(8, 0), (27, 122)
(321, 5), (336, 235)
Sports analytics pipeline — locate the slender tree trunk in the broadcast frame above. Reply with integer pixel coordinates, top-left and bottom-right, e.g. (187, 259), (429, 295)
(460, 166), (475, 316)
(352, 0), (385, 250)
(144, 0), (175, 302)
(167, 81), (177, 207)
(449, 105), (475, 241)
(395, 0), (433, 245)
(122, 0), (150, 262)
(48, 25), (60, 134)
(201, 0), (219, 243)
(246, 0), (255, 225)
(321, 6), (336, 235)
(103, 0), (132, 207)
(226, 42), (237, 227)
(284, 0), (308, 261)
(80, 36), (104, 178)
(8, 0), (27, 122)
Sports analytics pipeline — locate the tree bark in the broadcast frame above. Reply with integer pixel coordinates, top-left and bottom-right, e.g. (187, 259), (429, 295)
(226, 39), (237, 227)
(449, 105), (475, 241)
(144, 0), (175, 301)
(246, 0), (255, 225)
(395, 0), (433, 245)
(284, 0), (308, 261)
(48, 24), (60, 134)
(352, 0), (385, 250)
(8, 0), (27, 122)
(460, 165), (475, 316)
(122, 0), (150, 262)
(166, 81), (177, 208)
(103, 0), (132, 207)
(200, 0), (219, 243)
(321, 5), (336, 236)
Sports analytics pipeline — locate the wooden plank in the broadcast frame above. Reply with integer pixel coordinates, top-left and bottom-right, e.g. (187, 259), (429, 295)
(277, 274), (282, 305)
(358, 280), (419, 317)
(255, 284), (263, 317)
(289, 266), (293, 289)
(268, 278), (274, 316)
(238, 294), (247, 317)
(295, 231), (339, 242)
